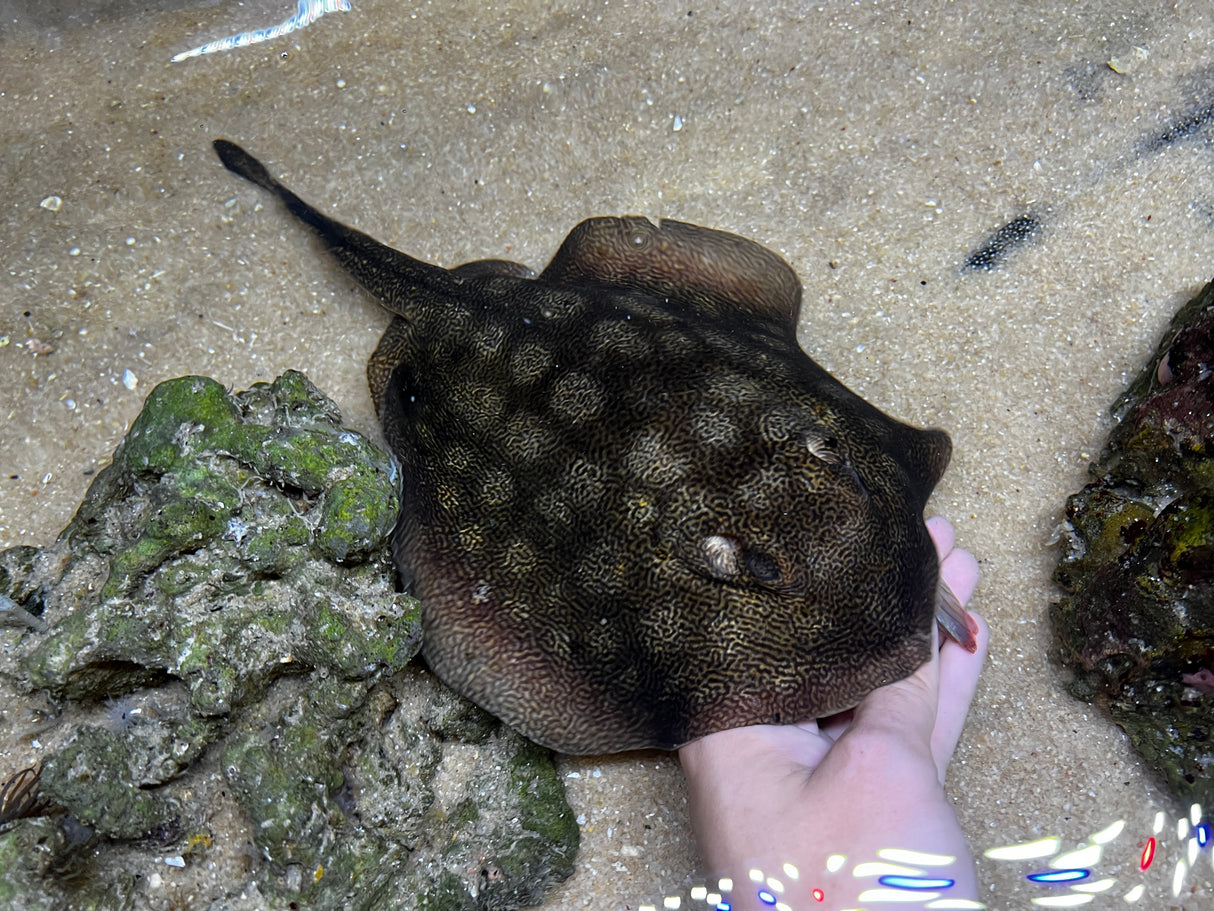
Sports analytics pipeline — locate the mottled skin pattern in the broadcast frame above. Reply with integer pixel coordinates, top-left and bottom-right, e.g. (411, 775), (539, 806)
(213, 140), (953, 754)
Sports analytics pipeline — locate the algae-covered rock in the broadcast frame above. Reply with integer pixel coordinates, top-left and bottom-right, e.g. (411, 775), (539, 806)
(0, 372), (577, 910)
(1052, 282), (1214, 807)
(20, 372), (411, 711)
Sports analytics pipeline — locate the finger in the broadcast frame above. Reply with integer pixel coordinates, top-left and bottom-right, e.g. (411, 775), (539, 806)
(929, 516), (980, 649)
(930, 611), (989, 780)
(792, 717), (822, 736)
(848, 522), (978, 747)
(939, 544), (979, 609)
(925, 514), (956, 555)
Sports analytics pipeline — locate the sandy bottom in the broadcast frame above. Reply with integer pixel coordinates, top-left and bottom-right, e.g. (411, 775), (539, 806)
(2, 1), (1213, 907)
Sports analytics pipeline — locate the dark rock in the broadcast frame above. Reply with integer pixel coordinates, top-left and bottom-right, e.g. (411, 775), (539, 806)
(0, 372), (577, 910)
(1052, 282), (1214, 807)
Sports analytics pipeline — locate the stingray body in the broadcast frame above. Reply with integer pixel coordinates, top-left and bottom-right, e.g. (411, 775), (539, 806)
(214, 140), (969, 754)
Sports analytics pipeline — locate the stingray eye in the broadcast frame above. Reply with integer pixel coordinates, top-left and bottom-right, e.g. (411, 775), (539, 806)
(745, 550), (781, 583)
(700, 534), (742, 579)
(801, 428), (843, 464)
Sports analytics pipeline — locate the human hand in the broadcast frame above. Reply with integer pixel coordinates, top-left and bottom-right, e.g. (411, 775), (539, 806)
(679, 516), (988, 910)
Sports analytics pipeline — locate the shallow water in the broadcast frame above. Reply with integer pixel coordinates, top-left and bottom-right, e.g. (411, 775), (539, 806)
(2, 1), (1213, 907)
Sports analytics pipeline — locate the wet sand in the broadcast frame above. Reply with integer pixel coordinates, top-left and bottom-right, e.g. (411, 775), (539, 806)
(2, 1), (1213, 907)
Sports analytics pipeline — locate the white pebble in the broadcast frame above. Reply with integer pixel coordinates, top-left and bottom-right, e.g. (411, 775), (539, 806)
(672, 114), (684, 131)
(123, 369), (138, 390)
(163, 855), (185, 867)
(40, 195), (62, 211)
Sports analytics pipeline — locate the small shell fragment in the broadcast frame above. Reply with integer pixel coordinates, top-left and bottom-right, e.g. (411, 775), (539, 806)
(1108, 46), (1149, 75)
(26, 338), (54, 356)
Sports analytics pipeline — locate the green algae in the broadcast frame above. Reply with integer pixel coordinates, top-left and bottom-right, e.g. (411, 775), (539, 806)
(39, 726), (184, 840)
(0, 372), (577, 910)
(222, 719), (343, 867)
(504, 739), (581, 881)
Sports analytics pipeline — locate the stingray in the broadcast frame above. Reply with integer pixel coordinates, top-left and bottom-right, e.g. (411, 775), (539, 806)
(213, 139), (976, 754)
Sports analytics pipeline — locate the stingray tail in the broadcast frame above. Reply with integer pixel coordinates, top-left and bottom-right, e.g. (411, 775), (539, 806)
(935, 577), (979, 653)
(213, 138), (355, 248)
(211, 139), (458, 318)
(213, 139), (277, 192)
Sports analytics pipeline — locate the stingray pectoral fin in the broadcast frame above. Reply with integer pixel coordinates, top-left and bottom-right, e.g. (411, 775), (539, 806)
(893, 426), (952, 502)
(213, 139), (457, 318)
(450, 258), (537, 280)
(539, 216), (803, 332)
(934, 577), (978, 653)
